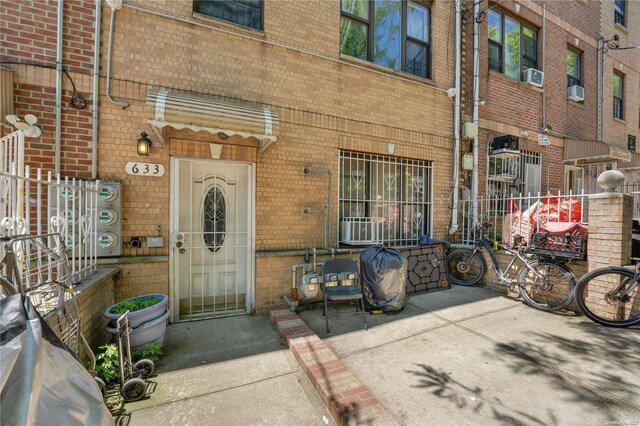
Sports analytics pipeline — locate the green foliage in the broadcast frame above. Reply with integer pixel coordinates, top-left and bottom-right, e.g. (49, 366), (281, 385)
(111, 297), (162, 314)
(95, 344), (120, 386)
(132, 342), (163, 362)
(95, 342), (163, 387)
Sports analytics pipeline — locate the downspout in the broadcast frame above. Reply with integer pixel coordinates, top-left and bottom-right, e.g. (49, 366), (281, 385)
(541, 3), (547, 131)
(91, 0), (101, 179)
(105, 0), (128, 108)
(54, 0), (63, 175)
(601, 42), (606, 142)
(596, 37), (602, 141)
(471, 0), (480, 227)
(450, 0), (462, 234)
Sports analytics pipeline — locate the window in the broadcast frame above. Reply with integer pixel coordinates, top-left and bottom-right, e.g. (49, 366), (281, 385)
(203, 185), (226, 253)
(613, 71), (624, 120)
(614, 0), (626, 26)
(488, 9), (538, 80)
(339, 151), (432, 246)
(340, 0), (431, 79)
(566, 47), (581, 87)
(193, 0), (263, 30)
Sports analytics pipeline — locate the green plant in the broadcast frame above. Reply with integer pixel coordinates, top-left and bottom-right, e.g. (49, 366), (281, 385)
(111, 297), (162, 314)
(95, 342), (164, 388)
(133, 342), (163, 362)
(95, 344), (120, 386)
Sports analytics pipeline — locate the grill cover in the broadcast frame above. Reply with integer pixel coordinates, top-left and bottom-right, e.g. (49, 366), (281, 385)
(360, 246), (407, 313)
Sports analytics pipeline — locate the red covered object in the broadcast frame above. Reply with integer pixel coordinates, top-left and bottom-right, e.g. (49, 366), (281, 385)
(530, 196), (583, 225)
(538, 221), (588, 236)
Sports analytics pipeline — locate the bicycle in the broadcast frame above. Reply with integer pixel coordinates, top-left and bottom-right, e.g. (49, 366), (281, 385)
(574, 263), (640, 328)
(447, 221), (577, 312)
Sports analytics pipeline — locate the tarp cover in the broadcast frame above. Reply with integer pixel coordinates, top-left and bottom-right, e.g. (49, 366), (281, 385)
(360, 246), (407, 313)
(0, 294), (113, 426)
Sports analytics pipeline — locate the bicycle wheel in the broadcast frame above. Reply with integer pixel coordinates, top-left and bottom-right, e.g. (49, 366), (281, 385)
(517, 261), (576, 311)
(447, 249), (485, 286)
(575, 267), (640, 328)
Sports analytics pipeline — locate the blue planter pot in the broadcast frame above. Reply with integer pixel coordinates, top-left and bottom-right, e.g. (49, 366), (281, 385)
(104, 294), (168, 329)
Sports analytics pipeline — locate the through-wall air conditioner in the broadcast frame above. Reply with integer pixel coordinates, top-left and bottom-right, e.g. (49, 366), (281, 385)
(523, 68), (544, 88)
(568, 85), (585, 102)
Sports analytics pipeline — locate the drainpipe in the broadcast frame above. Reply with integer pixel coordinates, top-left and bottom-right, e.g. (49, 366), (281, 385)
(304, 167), (332, 248)
(54, 0), (63, 175)
(91, 0), (101, 179)
(597, 37), (603, 141)
(450, 0), (462, 234)
(471, 0), (480, 227)
(601, 43), (606, 142)
(105, 0), (128, 108)
(541, 3), (547, 131)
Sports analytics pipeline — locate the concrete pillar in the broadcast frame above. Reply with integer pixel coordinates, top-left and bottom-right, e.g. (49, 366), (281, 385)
(587, 171), (633, 270)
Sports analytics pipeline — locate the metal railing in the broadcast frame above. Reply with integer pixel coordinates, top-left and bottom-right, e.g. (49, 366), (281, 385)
(458, 191), (590, 247)
(0, 166), (99, 282)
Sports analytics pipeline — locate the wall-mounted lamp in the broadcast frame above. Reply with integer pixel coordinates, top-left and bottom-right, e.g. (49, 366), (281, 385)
(387, 142), (396, 155)
(137, 131), (152, 156)
(541, 124), (553, 134)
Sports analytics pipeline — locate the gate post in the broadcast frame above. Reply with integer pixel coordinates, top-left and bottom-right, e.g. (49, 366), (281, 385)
(587, 171), (633, 270)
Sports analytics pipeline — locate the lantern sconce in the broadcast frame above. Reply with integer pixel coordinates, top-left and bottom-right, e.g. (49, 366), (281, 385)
(137, 131), (152, 156)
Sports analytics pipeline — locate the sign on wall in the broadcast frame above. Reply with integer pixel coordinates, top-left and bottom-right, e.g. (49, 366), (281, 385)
(125, 162), (165, 177)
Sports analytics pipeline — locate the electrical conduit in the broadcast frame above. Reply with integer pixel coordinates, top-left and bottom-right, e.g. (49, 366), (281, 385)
(450, 0), (462, 234)
(91, 0), (101, 179)
(106, 0), (128, 108)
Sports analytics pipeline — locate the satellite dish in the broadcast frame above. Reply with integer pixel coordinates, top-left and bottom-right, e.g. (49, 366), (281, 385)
(24, 114), (37, 125)
(5, 115), (18, 125)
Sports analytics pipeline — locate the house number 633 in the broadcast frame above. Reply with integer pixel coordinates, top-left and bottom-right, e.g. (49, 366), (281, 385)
(125, 162), (165, 177)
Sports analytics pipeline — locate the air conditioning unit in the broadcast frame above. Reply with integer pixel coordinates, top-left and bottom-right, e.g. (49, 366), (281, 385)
(523, 68), (544, 88)
(490, 135), (520, 157)
(568, 85), (585, 102)
(341, 218), (378, 245)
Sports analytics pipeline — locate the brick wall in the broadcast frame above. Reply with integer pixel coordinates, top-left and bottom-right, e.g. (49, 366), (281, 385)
(0, 0), (95, 177)
(461, 0), (603, 198)
(76, 268), (117, 359)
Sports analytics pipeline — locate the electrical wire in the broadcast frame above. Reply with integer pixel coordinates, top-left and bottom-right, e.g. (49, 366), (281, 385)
(0, 61), (88, 110)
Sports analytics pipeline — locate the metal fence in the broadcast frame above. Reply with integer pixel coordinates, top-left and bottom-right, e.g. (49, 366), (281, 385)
(458, 191), (590, 247)
(0, 166), (99, 282)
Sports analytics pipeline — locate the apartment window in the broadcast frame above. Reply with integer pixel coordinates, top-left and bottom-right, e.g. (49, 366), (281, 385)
(566, 47), (581, 87)
(338, 151), (433, 247)
(193, 0), (263, 30)
(613, 71), (624, 120)
(614, 0), (626, 26)
(488, 9), (538, 80)
(340, 0), (431, 79)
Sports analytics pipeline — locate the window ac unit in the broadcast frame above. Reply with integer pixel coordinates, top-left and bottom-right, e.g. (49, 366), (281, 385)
(341, 218), (378, 245)
(568, 85), (585, 102)
(523, 68), (544, 88)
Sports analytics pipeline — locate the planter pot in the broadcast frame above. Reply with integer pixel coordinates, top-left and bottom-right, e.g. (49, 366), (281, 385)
(104, 294), (168, 329)
(106, 309), (170, 351)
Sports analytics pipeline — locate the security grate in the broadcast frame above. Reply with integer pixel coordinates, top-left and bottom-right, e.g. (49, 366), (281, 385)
(338, 150), (433, 247)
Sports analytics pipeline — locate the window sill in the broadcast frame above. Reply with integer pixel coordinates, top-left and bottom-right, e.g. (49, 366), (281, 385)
(614, 23), (628, 34)
(613, 117), (626, 124)
(339, 54), (438, 88)
(192, 12), (266, 39)
(568, 99), (585, 109)
(488, 70), (544, 94)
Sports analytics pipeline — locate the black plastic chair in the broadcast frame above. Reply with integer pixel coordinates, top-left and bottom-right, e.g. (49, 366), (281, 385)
(322, 258), (368, 334)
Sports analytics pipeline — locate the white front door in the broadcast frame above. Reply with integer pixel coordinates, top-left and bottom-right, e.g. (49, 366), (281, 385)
(170, 158), (254, 322)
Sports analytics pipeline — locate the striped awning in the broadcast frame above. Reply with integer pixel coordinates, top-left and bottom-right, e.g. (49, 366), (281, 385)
(564, 139), (631, 163)
(145, 89), (279, 153)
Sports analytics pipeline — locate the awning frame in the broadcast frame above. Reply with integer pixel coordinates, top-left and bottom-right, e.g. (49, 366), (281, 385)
(563, 139), (631, 164)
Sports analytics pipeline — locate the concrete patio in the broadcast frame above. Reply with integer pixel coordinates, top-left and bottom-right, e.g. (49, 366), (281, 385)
(124, 286), (639, 425)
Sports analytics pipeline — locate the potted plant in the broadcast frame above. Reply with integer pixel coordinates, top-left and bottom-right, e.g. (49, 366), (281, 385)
(104, 294), (168, 328)
(104, 294), (169, 351)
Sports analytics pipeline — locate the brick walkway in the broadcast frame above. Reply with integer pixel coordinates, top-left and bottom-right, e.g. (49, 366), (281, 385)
(269, 309), (397, 426)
